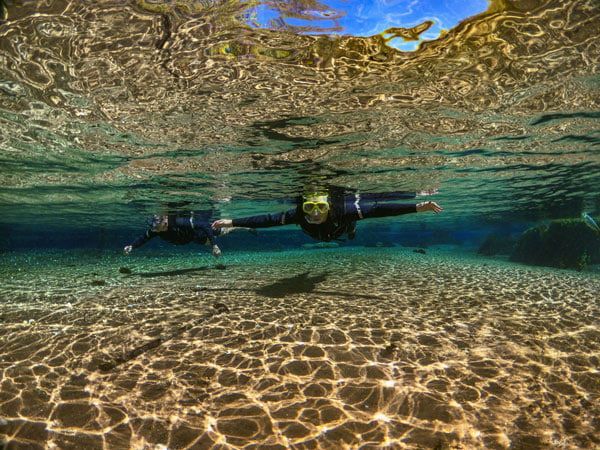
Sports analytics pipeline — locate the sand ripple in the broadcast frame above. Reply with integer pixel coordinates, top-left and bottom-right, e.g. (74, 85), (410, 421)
(1, 249), (599, 448)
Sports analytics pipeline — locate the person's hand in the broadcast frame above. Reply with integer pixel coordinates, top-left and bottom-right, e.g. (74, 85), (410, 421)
(212, 245), (222, 257)
(212, 219), (232, 229)
(417, 201), (443, 213)
(123, 245), (133, 255)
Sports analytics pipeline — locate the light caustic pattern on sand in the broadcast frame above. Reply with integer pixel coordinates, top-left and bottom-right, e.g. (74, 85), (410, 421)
(0, 250), (599, 449)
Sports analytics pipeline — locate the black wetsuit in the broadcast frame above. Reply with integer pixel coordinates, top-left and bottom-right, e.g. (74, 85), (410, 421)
(231, 191), (419, 242)
(130, 213), (218, 249)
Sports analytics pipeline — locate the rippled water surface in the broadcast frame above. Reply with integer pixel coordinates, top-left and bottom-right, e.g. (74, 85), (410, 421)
(0, 0), (598, 226)
(1, 0), (599, 448)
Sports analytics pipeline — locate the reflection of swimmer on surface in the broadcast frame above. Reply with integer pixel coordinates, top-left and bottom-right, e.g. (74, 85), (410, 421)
(124, 212), (256, 258)
(212, 189), (442, 242)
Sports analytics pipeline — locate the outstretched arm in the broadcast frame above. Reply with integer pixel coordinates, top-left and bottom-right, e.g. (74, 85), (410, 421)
(193, 223), (221, 258)
(350, 189), (438, 202)
(194, 223), (216, 246)
(343, 200), (442, 221)
(124, 229), (157, 254)
(212, 209), (298, 229)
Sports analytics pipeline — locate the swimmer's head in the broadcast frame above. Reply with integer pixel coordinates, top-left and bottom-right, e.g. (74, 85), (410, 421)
(302, 192), (330, 224)
(150, 214), (169, 232)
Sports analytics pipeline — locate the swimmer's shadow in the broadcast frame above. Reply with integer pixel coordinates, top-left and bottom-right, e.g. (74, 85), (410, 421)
(204, 271), (380, 300)
(254, 271), (330, 298)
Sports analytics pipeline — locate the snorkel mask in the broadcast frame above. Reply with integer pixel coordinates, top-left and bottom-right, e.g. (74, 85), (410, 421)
(302, 192), (330, 214)
(150, 214), (168, 231)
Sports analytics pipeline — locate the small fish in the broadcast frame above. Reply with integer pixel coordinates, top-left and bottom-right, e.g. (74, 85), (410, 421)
(581, 212), (600, 233)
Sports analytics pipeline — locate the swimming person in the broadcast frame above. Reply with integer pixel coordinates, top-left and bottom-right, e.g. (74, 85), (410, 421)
(124, 212), (256, 257)
(211, 189), (442, 242)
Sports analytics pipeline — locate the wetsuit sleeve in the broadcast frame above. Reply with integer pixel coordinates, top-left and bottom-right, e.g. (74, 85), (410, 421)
(341, 198), (417, 221)
(194, 223), (216, 246)
(358, 203), (417, 219)
(130, 229), (157, 249)
(231, 209), (298, 228)
(354, 191), (417, 201)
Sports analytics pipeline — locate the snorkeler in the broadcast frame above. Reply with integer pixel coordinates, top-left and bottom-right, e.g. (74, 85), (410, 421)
(211, 189), (442, 242)
(124, 212), (256, 257)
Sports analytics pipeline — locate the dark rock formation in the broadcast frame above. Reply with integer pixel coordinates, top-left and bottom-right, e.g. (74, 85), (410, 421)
(510, 218), (600, 270)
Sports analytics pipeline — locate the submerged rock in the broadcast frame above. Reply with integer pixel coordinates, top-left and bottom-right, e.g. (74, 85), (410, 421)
(215, 264), (226, 270)
(413, 248), (427, 254)
(118, 266), (132, 274)
(511, 218), (600, 270)
(90, 279), (106, 286)
(213, 302), (230, 313)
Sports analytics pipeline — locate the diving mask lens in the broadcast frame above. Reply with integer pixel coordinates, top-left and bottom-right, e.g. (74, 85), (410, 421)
(303, 201), (329, 214)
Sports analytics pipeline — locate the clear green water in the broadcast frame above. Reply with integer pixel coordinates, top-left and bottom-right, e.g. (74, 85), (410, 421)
(1, 0), (600, 448)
